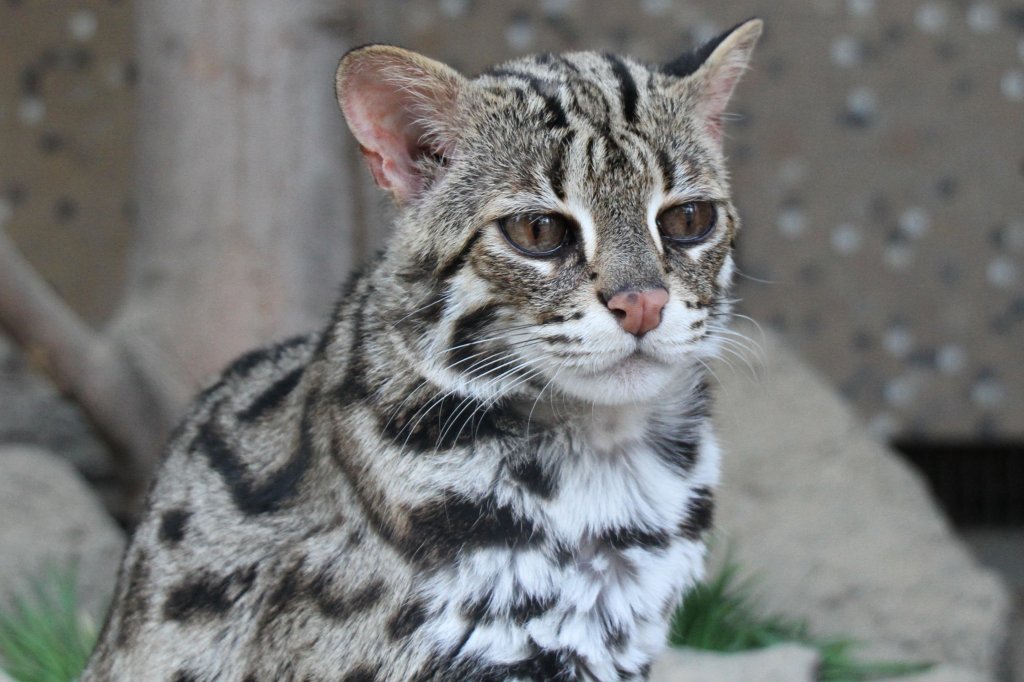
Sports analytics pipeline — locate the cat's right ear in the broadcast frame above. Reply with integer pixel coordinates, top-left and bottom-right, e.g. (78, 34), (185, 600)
(336, 45), (466, 203)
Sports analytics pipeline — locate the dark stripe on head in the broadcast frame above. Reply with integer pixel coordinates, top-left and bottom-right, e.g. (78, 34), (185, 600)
(605, 54), (639, 125)
(486, 69), (568, 128)
(435, 229), (483, 282)
(657, 149), (676, 194)
(679, 486), (715, 540)
(547, 130), (575, 200)
(237, 366), (304, 422)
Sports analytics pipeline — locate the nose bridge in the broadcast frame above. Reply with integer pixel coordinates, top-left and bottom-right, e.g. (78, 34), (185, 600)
(591, 203), (665, 295)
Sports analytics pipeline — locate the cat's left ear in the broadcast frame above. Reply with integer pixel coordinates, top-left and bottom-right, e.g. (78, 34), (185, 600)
(665, 18), (763, 143)
(336, 45), (466, 203)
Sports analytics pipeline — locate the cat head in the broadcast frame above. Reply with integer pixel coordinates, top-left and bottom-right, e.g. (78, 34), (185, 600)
(336, 20), (761, 406)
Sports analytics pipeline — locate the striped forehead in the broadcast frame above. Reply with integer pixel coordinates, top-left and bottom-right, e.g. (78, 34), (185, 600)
(477, 51), (654, 131)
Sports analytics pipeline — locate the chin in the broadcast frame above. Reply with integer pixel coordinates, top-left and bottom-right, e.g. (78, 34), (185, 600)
(551, 355), (682, 405)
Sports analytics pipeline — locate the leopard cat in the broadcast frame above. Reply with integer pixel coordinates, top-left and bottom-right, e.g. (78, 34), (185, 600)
(83, 18), (762, 682)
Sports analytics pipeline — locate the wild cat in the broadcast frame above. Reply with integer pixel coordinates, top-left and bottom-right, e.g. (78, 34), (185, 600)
(84, 18), (762, 682)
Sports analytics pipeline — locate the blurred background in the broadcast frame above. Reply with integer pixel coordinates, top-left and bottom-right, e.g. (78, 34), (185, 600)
(0, 0), (1021, 679)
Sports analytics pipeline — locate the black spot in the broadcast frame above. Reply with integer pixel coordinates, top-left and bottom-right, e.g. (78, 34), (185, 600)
(663, 20), (754, 78)
(342, 667), (380, 682)
(679, 486), (715, 540)
(158, 508), (190, 545)
(507, 648), (578, 681)
(237, 366), (304, 422)
(387, 600), (428, 639)
(163, 565), (256, 622)
(649, 430), (700, 474)
(193, 405), (312, 515)
(310, 574), (385, 621)
(405, 492), (543, 563)
(257, 560), (304, 634)
(172, 671), (200, 682)
(605, 53), (639, 124)
(510, 593), (556, 624)
(601, 525), (670, 551)
(507, 456), (556, 498)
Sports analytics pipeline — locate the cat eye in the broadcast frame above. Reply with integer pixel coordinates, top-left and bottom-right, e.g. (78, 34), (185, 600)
(499, 213), (571, 256)
(657, 201), (717, 243)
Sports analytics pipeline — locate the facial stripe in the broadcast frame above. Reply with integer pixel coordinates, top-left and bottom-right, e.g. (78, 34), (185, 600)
(486, 69), (568, 129)
(656, 149), (676, 194)
(605, 54), (639, 125)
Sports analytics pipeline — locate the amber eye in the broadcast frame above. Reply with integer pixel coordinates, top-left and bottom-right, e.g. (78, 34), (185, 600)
(499, 213), (571, 256)
(657, 201), (717, 243)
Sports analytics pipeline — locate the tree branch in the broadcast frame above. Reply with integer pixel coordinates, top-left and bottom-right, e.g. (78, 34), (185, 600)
(0, 229), (183, 492)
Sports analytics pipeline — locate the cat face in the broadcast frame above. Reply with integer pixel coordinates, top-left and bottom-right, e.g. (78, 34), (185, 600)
(337, 20), (761, 406)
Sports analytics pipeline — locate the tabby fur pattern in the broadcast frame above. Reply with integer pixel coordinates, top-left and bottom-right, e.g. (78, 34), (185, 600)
(84, 18), (762, 682)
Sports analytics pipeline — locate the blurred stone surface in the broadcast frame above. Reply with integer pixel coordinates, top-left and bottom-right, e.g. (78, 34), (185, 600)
(887, 665), (993, 682)
(0, 444), (124, 625)
(650, 644), (819, 682)
(712, 322), (1010, 676)
(0, 333), (113, 480)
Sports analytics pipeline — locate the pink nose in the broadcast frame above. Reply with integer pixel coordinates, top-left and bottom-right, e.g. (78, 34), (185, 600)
(605, 288), (669, 336)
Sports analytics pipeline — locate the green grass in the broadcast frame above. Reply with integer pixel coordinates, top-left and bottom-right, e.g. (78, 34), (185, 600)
(0, 566), (96, 682)
(669, 560), (934, 680)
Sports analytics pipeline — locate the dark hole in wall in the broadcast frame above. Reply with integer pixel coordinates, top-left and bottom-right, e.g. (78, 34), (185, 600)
(892, 441), (1024, 527)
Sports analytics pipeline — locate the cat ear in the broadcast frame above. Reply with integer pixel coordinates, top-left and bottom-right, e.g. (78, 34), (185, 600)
(664, 18), (763, 143)
(336, 45), (466, 203)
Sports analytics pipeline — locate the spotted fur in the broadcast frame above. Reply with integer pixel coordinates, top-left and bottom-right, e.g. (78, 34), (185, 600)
(84, 19), (762, 682)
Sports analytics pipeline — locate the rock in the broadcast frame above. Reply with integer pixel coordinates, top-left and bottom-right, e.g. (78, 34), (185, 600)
(711, 323), (1010, 675)
(0, 334), (113, 481)
(883, 665), (990, 682)
(650, 644), (820, 682)
(0, 445), (125, 626)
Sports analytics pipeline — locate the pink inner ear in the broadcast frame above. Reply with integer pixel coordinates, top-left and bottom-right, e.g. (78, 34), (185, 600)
(344, 80), (427, 199)
(701, 72), (741, 143)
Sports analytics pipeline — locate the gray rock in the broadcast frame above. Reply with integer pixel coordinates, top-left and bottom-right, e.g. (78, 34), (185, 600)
(0, 334), (113, 480)
(650, 644), (820, 682)
(711, 324), (1010, 675)
(883, 665), (989, 682)
(0, 445), (125, 627)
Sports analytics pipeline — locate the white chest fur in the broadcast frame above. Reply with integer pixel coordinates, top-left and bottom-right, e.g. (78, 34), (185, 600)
(415, 405), (719, 680)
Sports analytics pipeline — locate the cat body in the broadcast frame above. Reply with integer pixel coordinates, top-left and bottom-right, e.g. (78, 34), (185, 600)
(84, 19), (761, 682)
